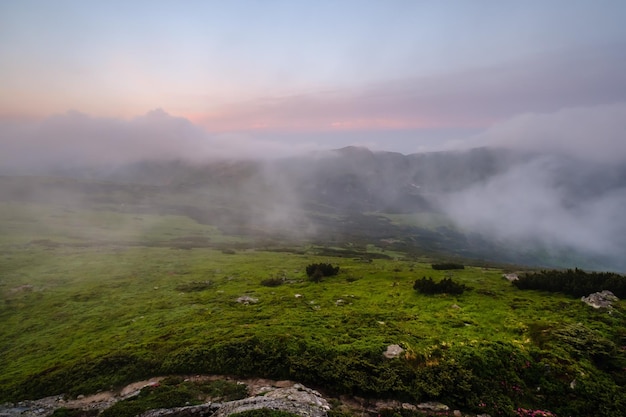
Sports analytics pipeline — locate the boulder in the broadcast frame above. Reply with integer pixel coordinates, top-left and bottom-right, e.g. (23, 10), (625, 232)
(417, 401), (449, 411)
(503, 273), (518, 282)
(581, 290), (618, 309)
(139, 384), (329, 417)
(383, 344), (404, 359)
(236, 296), (258, 305)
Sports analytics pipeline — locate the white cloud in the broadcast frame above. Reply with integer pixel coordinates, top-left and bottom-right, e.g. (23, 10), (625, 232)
(0, 110), (326, 173)
(472, 103), (626, 163)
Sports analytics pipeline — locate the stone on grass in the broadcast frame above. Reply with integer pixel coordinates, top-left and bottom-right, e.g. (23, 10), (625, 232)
(581, 290), (618, 309)
(417, 401), (449, 411)
(383, 344), (404, 359)
(236, 296), (259, 305)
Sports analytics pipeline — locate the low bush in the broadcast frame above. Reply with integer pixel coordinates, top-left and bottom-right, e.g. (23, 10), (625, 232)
(432, 263), (465, 270)
(305, 263), (340, 282)
(260, 278), (284, 287)
(413, 277), (468, 295)
(513, 268), (626, 297)
(100, 378), (247, 417)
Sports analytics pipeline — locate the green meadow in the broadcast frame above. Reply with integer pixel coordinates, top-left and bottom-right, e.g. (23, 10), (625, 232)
(1, 199), (626, 417)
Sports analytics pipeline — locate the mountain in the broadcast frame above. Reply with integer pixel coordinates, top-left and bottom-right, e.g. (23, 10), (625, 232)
(2, 146), (625, 271)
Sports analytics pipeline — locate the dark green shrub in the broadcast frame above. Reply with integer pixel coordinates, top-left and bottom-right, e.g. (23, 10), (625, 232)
(305, 263), (340, 281)
(260, 278), (284, 287)
(432, 263), (465, 270)
(413, 277), (468, 295)
(513, 268), (626, 298)
(100, 380), (205, 417)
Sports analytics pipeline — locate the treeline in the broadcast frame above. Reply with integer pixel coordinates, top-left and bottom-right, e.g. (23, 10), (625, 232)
(513, 268), (626, 298)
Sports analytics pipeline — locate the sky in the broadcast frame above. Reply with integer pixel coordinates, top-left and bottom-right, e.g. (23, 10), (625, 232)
(1, 0), (626, 158)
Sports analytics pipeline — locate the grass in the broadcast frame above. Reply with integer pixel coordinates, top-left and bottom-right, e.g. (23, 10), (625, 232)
(1, 196), (626, 416)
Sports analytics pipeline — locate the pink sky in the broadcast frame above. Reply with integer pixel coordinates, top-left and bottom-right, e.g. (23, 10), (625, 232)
(1, 1), (626, 154)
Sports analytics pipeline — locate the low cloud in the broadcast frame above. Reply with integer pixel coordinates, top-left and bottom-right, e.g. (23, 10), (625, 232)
(0, 109), (326, 173)
(440, 154), (626, 262)
(471, 103), (626, 163)
(433, 101), (626, 266)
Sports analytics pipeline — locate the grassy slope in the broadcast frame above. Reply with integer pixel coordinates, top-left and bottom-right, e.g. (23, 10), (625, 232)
(1, 197), (626, 416)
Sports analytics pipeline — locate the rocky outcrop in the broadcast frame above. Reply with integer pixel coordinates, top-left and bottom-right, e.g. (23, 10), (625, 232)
(581, 290), (619, 309)
(0, 377), (494, 417)
(139, 384), (329, 417)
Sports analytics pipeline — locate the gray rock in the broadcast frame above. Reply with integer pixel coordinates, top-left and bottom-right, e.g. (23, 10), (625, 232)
(417, 401), (449, 411)
(213, 385), (329, 417)
(383, 344), (404, 359)
(140, 385), (329, 417)
(236, 296), (259, 305)
(581, 290), (618, 309)
(503, 273), (519, 282)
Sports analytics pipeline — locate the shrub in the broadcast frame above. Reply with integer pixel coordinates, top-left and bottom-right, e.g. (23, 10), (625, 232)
(413, 277), (468, 295)
(260, 278), (284, 287)
(432, 263), (465, 270)
(305, 263), (340, 282)
(513, 268), (626, 298)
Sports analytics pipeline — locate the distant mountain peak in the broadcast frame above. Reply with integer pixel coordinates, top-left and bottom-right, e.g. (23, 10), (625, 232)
(335, 145), (373, 154)
(333, 146), (376, 159)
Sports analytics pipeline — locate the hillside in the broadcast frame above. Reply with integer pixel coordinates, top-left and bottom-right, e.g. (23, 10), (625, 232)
(1, 147), (626, 416)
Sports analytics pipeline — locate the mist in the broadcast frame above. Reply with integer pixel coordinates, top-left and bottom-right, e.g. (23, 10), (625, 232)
(0, 109), (326, 175)
(2, 101), (626, 271)
(440, 156), (626, 257)
(438, 104), (626, 269)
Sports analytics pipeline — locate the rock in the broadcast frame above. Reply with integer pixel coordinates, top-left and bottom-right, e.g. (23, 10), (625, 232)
(503, 273), (519, 282)
(213, 385), (329, 417)
(139, 403), (220, 416)
(451, 304), (461, 309)
(383, 344), (404, 359)
(453, 410), (462, 417)
(417, 401), (449, 411)
(139, 384), (329, 417)
(401, 403), (416, 411)
(274, 380), (293, 389)
(581, 290), (618, 309)
(236, 296), (258, 305)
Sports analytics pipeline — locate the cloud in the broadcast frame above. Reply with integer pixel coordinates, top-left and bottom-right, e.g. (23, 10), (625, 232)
(440, 154), (626, 262)
(466, 102), (626, 163)
(0, 109), (327, 173)
(189, 43), (626, 135)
